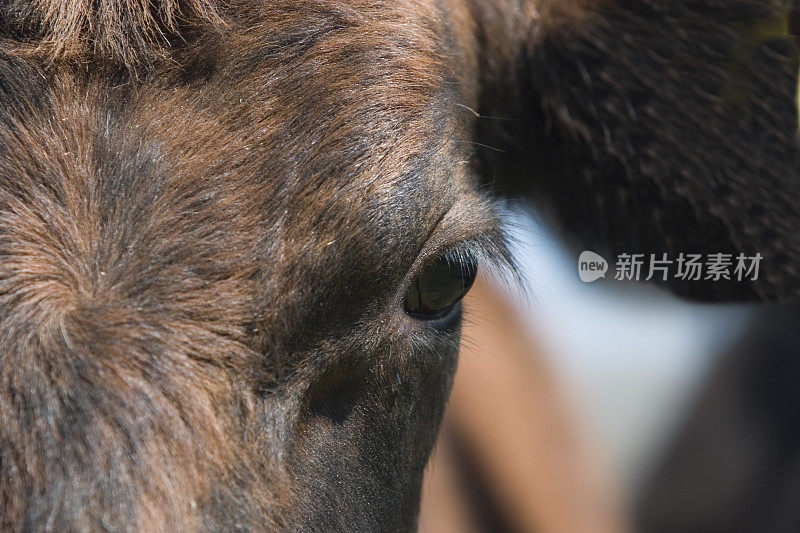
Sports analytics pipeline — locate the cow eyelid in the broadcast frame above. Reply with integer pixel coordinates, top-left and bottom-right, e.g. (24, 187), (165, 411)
(403, 247), (479, 320)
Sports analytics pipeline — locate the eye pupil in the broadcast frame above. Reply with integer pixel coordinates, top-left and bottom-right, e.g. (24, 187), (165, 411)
(404, 252), (478, 319)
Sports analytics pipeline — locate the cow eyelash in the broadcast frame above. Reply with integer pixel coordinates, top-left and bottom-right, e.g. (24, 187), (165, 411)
(403, 233), (517, 323)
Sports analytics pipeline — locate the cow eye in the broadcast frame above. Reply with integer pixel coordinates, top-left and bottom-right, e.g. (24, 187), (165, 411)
(404, 251), (478, 320)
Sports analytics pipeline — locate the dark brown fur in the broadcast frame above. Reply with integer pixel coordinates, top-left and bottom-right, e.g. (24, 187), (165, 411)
(0, 0), (797, 531)
(0, 2), (505, 530)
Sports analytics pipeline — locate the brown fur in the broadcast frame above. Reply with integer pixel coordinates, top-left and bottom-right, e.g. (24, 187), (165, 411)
(0, 2), (506, 530)
(0, 0), (797, 530)
(1, 0), (225, 65)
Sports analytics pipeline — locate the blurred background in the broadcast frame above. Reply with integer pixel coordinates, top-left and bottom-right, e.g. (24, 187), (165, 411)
(417, 204), (783, 533)
(501, 205), (751, 497)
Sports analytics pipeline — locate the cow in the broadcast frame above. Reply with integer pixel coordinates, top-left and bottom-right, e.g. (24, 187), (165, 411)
(0, 0), (797, 530)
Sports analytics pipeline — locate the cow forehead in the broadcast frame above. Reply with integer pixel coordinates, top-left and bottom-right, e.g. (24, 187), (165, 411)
(0, 1), (483, 343)
(132, 1), (474, 293)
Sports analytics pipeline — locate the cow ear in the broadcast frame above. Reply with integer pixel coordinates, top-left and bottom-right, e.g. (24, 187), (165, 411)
(459, 0), (800, 302)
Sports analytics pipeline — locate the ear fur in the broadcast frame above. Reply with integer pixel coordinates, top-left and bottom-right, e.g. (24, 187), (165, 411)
(457, 0), (800, 301)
